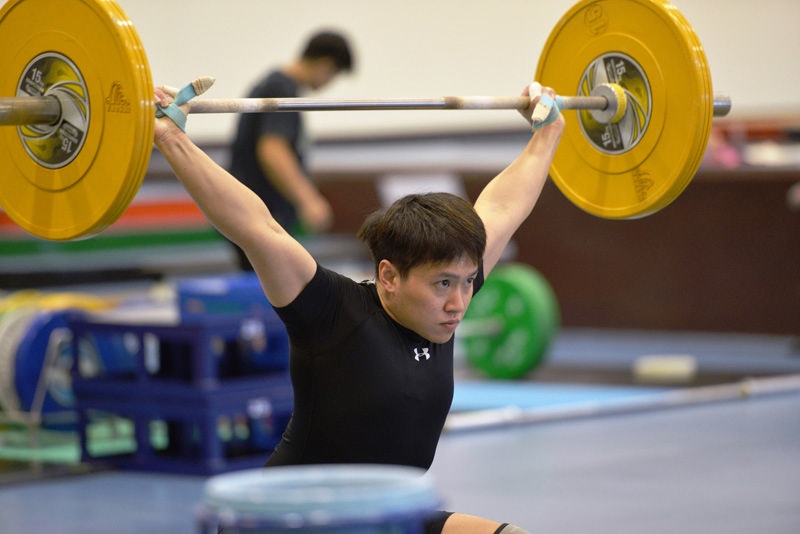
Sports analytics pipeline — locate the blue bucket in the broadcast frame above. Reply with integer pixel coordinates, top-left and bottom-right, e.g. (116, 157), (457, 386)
(196, 464), (442, 533)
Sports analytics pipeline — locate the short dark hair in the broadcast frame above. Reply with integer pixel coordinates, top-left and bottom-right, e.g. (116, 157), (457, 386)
(301, 31), (354, 72)
(357, 193), (486, 278)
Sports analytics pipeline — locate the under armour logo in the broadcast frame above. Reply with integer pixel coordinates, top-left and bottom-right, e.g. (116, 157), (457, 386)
(413, 347), (430, 361)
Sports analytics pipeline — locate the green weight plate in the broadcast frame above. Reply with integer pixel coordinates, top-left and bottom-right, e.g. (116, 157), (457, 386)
(463, 263), (559, 379)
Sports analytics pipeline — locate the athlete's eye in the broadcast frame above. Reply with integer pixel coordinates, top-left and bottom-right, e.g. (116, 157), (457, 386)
(438, 279), (450, 288)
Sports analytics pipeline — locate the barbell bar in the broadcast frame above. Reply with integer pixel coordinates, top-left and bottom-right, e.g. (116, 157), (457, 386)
(0, 90), (732, 126)
(0, 96), (62, 126)
(0, 0), (733, 241)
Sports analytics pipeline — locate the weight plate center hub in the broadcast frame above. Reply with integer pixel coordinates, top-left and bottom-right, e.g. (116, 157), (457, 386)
(17, 52), (90, 174)
(579, 53), (652, 155)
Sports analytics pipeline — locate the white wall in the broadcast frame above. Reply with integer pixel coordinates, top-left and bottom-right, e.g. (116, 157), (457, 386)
(8, 0), (800, 142)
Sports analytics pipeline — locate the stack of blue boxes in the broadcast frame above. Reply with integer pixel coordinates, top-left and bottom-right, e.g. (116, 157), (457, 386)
(70, 273), (293, 475)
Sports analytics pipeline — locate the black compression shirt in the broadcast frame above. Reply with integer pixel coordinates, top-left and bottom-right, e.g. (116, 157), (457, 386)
(267, 264), (484, 470)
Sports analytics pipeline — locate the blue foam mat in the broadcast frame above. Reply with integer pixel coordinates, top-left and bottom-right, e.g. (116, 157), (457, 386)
(451, 381), (665, 412)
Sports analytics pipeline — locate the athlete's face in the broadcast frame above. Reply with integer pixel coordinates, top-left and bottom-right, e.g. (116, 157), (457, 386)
(378, 255), (479, 344)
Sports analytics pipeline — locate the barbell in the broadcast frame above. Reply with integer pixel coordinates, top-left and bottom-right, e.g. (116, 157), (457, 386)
(0, 0), (731, 241)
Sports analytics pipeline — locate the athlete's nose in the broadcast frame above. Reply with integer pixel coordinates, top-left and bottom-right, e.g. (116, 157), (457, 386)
(445, 287), (468, 314)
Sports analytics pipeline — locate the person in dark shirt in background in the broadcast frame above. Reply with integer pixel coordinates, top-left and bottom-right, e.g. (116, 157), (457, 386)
(227, 31), (354, 270)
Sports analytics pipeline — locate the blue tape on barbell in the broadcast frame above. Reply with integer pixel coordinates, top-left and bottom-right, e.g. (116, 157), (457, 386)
(155, 82), (199, 132)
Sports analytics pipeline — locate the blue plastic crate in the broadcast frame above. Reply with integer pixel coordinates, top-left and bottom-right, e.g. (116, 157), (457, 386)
(65, 291), (294, 474)
(177, 272), (275, 321)
(68, 313), (289, 386)
(73, 373), (293, 475)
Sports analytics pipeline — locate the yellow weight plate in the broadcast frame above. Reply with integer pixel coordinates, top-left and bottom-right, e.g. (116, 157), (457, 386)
(536, 0), (714, 219)
(97, 0), (155, 230)
(683, 22), (715, 193)
(0, 0), (153, 240)
(654, 5), (713, 209)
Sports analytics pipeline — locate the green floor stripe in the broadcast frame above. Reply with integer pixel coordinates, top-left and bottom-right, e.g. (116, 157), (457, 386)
(1, 229), (224, 257)
(0, 420), (136, 464)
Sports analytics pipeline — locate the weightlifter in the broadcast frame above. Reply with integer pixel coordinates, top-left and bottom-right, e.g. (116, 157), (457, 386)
(153, 82), (564, 534)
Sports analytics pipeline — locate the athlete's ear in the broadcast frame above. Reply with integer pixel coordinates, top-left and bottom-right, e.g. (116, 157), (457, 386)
(377, 259), (400, 292)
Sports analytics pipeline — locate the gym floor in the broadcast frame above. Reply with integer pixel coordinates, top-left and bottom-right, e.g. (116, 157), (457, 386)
(1, 328), (799, 534)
